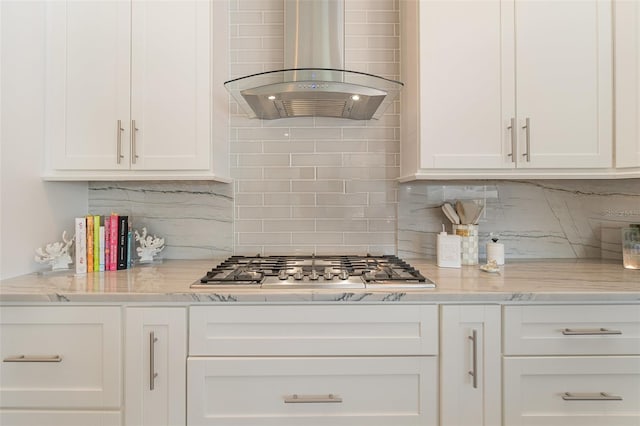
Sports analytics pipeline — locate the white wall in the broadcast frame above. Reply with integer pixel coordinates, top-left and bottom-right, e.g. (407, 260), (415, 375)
(1, 1), (87, 279)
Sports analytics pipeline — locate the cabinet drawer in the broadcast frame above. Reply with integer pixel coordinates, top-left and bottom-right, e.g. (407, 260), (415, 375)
(0, 307), (121, 408)
(189, 305), (438, 356)
(503, 305), (640, 355)
(187, 356), (437, 426)
(504, 356), (640, 426)
(0, 410), (121, 426)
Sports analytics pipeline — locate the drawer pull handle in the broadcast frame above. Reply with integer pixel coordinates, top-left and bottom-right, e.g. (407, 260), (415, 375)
(562, 392), (623, 401)
(468, 329), (478, 389)
(284, 394), (343, 404)
(3, 355), (62, 363)
(150, 331), (158, 391)
(562, 328), (622, 336)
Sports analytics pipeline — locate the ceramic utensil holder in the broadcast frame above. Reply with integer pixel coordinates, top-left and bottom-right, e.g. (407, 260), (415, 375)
(453, 224), (479, 265)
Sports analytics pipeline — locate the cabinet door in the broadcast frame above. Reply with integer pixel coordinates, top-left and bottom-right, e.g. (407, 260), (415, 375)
(187, 356), (437, 426)
(125, 307), (187, 426)
(503, 356), (640, 426)
(45, 1), (131, 171)
(0, 411), (121, 426)
(0, 307), (121, 409)
(417, 0), (515, 170)
(130, 0), (211, 171)
(615, 0), (640, 169)
(440, 305), (501, 426)
(515, 0), (612, 169)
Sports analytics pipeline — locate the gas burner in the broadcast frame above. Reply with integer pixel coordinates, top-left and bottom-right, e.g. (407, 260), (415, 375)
(192, 254), (435, 289)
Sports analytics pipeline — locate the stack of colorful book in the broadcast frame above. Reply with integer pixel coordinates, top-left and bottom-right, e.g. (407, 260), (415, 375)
(74, 214), (133, 274)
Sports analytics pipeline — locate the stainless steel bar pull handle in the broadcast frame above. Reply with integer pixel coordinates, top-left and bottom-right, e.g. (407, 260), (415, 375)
(562, 392), (622, 401)
(284, 394), (343, 404)
(507, 118), (517, 162)
(116, 120), (125, 164)
(562, 328), (622, 336)
(468, 329), (478, 389)
(3, 355), (62, 363)
(131, 119), (139, 164)
(522, 117), (530, 162)
(150, 331), (158, 390)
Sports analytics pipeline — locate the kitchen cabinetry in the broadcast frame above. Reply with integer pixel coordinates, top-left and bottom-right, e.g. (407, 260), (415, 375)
(615, 0), (640, 171)
(187, 305), (438, 426)
(43, 0), (230, 182)
(0, 306), (122, 424)
(503, 304), (640, 425)
(400, 0), (614, 180)
(439, 305), (501, 426)
(125, 307), (187, 426)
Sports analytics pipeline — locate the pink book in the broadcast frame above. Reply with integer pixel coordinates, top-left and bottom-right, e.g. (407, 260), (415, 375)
(110, 214), (118, 271)
(104, 217), (111, 271)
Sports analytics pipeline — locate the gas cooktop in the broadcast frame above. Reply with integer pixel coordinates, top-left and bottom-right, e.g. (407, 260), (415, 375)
(191, 255), (435, 289)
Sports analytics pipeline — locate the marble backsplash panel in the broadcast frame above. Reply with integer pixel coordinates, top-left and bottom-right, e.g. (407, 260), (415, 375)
(398, 179), (640, 261)
(88, 179), (639, 262)
(88, 182), (233, 259)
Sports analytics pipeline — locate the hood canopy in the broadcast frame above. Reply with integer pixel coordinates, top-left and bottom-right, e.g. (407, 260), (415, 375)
(224, 0), (403, 120)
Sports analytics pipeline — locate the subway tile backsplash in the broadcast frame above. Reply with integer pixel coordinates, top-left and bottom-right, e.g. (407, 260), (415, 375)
(87, 0), (640, 262)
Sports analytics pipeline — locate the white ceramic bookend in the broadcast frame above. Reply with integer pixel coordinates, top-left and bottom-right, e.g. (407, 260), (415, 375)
(35, 231), (74, 271)
(134, 227), (165, 263)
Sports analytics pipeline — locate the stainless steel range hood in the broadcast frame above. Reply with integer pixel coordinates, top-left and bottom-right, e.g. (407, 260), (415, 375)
(224, 0), (403, 120)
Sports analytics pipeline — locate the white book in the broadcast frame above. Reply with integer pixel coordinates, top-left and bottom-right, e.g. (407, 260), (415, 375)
(75, 217), (87, 274)
(99, 225), (105, 272)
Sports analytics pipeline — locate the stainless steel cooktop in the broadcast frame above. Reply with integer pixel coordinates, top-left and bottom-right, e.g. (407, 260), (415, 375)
(191, 255), (435, 289)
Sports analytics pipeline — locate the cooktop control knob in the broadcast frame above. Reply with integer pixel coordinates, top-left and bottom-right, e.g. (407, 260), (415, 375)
(338, 270), (349, 280)
(323, 270), (333, 280)
(293, 270), (304, 280)
(278, 269), (288, 280)
(309, 270), (319, 280)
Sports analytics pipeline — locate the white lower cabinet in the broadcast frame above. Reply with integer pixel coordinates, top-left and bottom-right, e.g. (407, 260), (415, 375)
(0, 306), (122, 424)
(188, 356), (437, 426)
(504, 356), (640, 426)
(0, 410), (122, 426)
(440, 305), (501, 426)
(125, 307), (187, 426)
(503, 304), (640, 426)
(187, 305), (438, 426)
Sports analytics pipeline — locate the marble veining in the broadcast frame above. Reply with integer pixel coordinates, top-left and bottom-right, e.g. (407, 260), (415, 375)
(88, 182), (233, 260)
(1, 259), (637, 304)
(399, 179), (640, 261)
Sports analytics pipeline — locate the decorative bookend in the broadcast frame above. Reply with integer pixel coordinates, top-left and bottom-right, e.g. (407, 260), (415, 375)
(134, 227), (165, 263)
(35, 231), (75, 271)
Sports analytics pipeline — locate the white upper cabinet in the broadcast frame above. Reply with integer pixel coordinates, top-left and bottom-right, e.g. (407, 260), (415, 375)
(43, 0), (230, 182)
(401, 0), (616, 180)
(615, 0), (640, 171)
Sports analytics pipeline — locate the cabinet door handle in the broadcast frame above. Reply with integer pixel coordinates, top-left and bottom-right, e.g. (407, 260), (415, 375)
(562, 328), (622, 336)
(116, 120), (125, 164)
(468, 329), (478, 389)
(283, 394), (343, 404)
(521, 117), (530, 162)
(507, 117), (517, 162)
(562, 392), (622, 401)
(3, 355), (62, 363)
(150, 331), (158, 391)
(131, 119), (139, 164)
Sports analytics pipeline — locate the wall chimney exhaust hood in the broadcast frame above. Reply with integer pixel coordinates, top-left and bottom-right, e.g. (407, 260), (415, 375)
(224, 0), (403, 120)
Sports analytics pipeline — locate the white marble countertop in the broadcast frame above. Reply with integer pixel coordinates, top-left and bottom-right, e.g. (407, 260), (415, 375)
(0, 258), (638, 304)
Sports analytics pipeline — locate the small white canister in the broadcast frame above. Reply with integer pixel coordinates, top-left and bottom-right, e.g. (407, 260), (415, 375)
(486, 239), (505, 265)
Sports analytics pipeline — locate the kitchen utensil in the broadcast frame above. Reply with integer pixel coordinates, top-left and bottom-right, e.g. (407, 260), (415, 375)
(471, 204), (485, 224)
(442, 202), (461, 224)
(455, 200), (467, 224)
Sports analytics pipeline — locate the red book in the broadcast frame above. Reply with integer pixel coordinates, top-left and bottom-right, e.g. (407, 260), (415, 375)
(104, 216), (111, 271)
